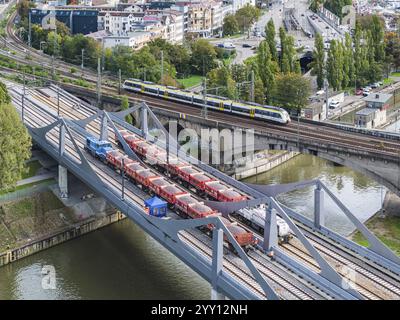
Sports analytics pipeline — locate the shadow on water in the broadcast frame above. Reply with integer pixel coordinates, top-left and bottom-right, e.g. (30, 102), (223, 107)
(0, 220), (210, 300)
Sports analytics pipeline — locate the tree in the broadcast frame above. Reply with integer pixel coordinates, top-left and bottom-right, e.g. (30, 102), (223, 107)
(235, 4), (261, 33)
(385, 32), (400, 72)
(190, 39), (218, 75)
(257, 41), (276, 102)
(309, 33), (325, 89)
(265, 19), (278, 62)
(370, 15), (385, 63)
(207, 67), (236, 99)
(120, 96), (133, 125)
(16, 0), (35, 21)
(0, 82), (11, 104)
(223, 14), (239, 37)
(271, 73), (311, 111)
(0, 82), (32, 191)
(324, 0), (352, 18)
(326, 39), (344, 91)
(342, 33), (355, 88)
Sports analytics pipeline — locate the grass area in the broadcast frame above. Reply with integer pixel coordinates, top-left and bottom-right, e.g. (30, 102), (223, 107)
(0, 191), (68, 252)
(21, 161), (42, 180)
(391, 72), (400, 77)
(383, 77), (395, 85)
(352, 215), (400, 256)
(177, 75), (203, 88)
(0, 178), (55, 196)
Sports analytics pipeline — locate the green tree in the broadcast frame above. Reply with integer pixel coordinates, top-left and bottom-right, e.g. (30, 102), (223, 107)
(207, 67), (236, 99)
(0, 82), (32, 191)
(190, 39), (218, 75)
(223, 14), (239, 36)
(324, 0), (352, 18)
(271, 73), (311, 111)
(120, 96), (133, 125)
(257, 40), (276, 102)
(235, 4), (261, 33)
(326, 39), (344, 91)
(265, 19), (278, 62)
(309, 33), (325, 89)
(342, 33), (355, 89)
(0, 82), (11, 104)
(385, 32), (400, 72)
(370, 15), (385, 63)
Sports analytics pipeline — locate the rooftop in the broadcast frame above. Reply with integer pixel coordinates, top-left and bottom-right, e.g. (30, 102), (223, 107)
(363, 93), (393, 103)
(356, 108), (376, 116)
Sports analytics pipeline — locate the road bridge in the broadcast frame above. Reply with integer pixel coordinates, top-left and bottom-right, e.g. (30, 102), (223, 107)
(6, 81), (400, 300)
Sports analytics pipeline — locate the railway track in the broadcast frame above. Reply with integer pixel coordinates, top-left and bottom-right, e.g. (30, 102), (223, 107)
(26, 85), (400, 300)
(4, 12), (400, 159)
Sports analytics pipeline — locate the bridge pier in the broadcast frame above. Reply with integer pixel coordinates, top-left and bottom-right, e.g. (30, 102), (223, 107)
(211, 228), (226, 300)
(314, 182), (325, 229)
(58, 165), (68, 198)
(263, 201), (278, 251)
(141, 105), (148, 137)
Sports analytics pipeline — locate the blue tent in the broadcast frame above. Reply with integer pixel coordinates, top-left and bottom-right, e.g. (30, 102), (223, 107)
(144, 196), (168, 217)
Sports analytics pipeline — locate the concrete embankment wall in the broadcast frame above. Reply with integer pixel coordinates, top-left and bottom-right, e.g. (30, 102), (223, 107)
(0, 210), (125, 267)
(232, 151), (299, 180)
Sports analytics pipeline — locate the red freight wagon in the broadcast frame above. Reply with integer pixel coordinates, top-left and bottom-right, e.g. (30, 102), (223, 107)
(219, 189), (247, 202)
(168, 161), (189, 176)
(159, 185), (187, 204)
(136, 169), (159, 187)
(124, 162), (146, 180)
(106, 150), (133, 169)
(187, 203), (217, 219)
(148, 177), (171, 196)
(175, 195), (199, 214)
(115, 130), (130, 142)
(131, 140), (148, 155)
(177, 166), (200, 183)
(124, 135), (142, 149)
(204, 181), (229, 200)
(219, 217), (254, 247)
(189, 173), (215, 191)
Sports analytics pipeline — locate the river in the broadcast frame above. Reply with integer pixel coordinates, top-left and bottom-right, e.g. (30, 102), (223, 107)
(0, 154), (386, 299)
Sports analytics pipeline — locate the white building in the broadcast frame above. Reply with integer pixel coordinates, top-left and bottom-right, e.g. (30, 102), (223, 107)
(98, 11), (145, 34)
(103, 32), (152, 49)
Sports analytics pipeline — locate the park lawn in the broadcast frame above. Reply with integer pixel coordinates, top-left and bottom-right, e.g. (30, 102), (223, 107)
(391, 72), (400, 77)
(178, 75), (203, 88)
(352, 215), (400, 256)
(21, 160), (42, 180)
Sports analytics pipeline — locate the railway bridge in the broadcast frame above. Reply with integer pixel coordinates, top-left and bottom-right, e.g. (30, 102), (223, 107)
(5, 82), (400, 300)
(64, 85), (400, 198)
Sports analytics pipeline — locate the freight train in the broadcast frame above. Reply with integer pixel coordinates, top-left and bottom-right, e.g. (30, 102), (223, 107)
(115, 129), (293, 244)
(84, 136), (256, 251)
(122, 79), (291, 125)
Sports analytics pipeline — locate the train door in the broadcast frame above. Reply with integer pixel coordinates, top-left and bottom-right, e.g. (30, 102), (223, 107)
(219, 101), (224, 111)
(141, 85), (145, 93)
(250, 109), (256, 118)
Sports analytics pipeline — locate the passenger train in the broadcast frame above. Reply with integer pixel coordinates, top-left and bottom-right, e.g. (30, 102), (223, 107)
(122, 79), (291, 125)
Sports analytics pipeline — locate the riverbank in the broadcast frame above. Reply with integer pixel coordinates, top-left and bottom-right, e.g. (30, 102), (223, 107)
(0, 186), (125, 267)
(351, 191), (400, 256)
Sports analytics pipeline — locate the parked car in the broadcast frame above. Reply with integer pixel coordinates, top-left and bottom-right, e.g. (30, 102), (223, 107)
(355, 88), (363, 95)
(242, 43), (252, 48)
(329, 100), (341, 109)
(363, 90), (371, 97)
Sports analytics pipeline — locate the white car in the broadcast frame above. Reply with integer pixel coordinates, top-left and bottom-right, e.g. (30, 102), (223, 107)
(329, 100), (340, 109)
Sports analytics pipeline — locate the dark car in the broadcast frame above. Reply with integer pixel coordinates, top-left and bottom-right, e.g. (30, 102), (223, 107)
(242, 43), (252, 48)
